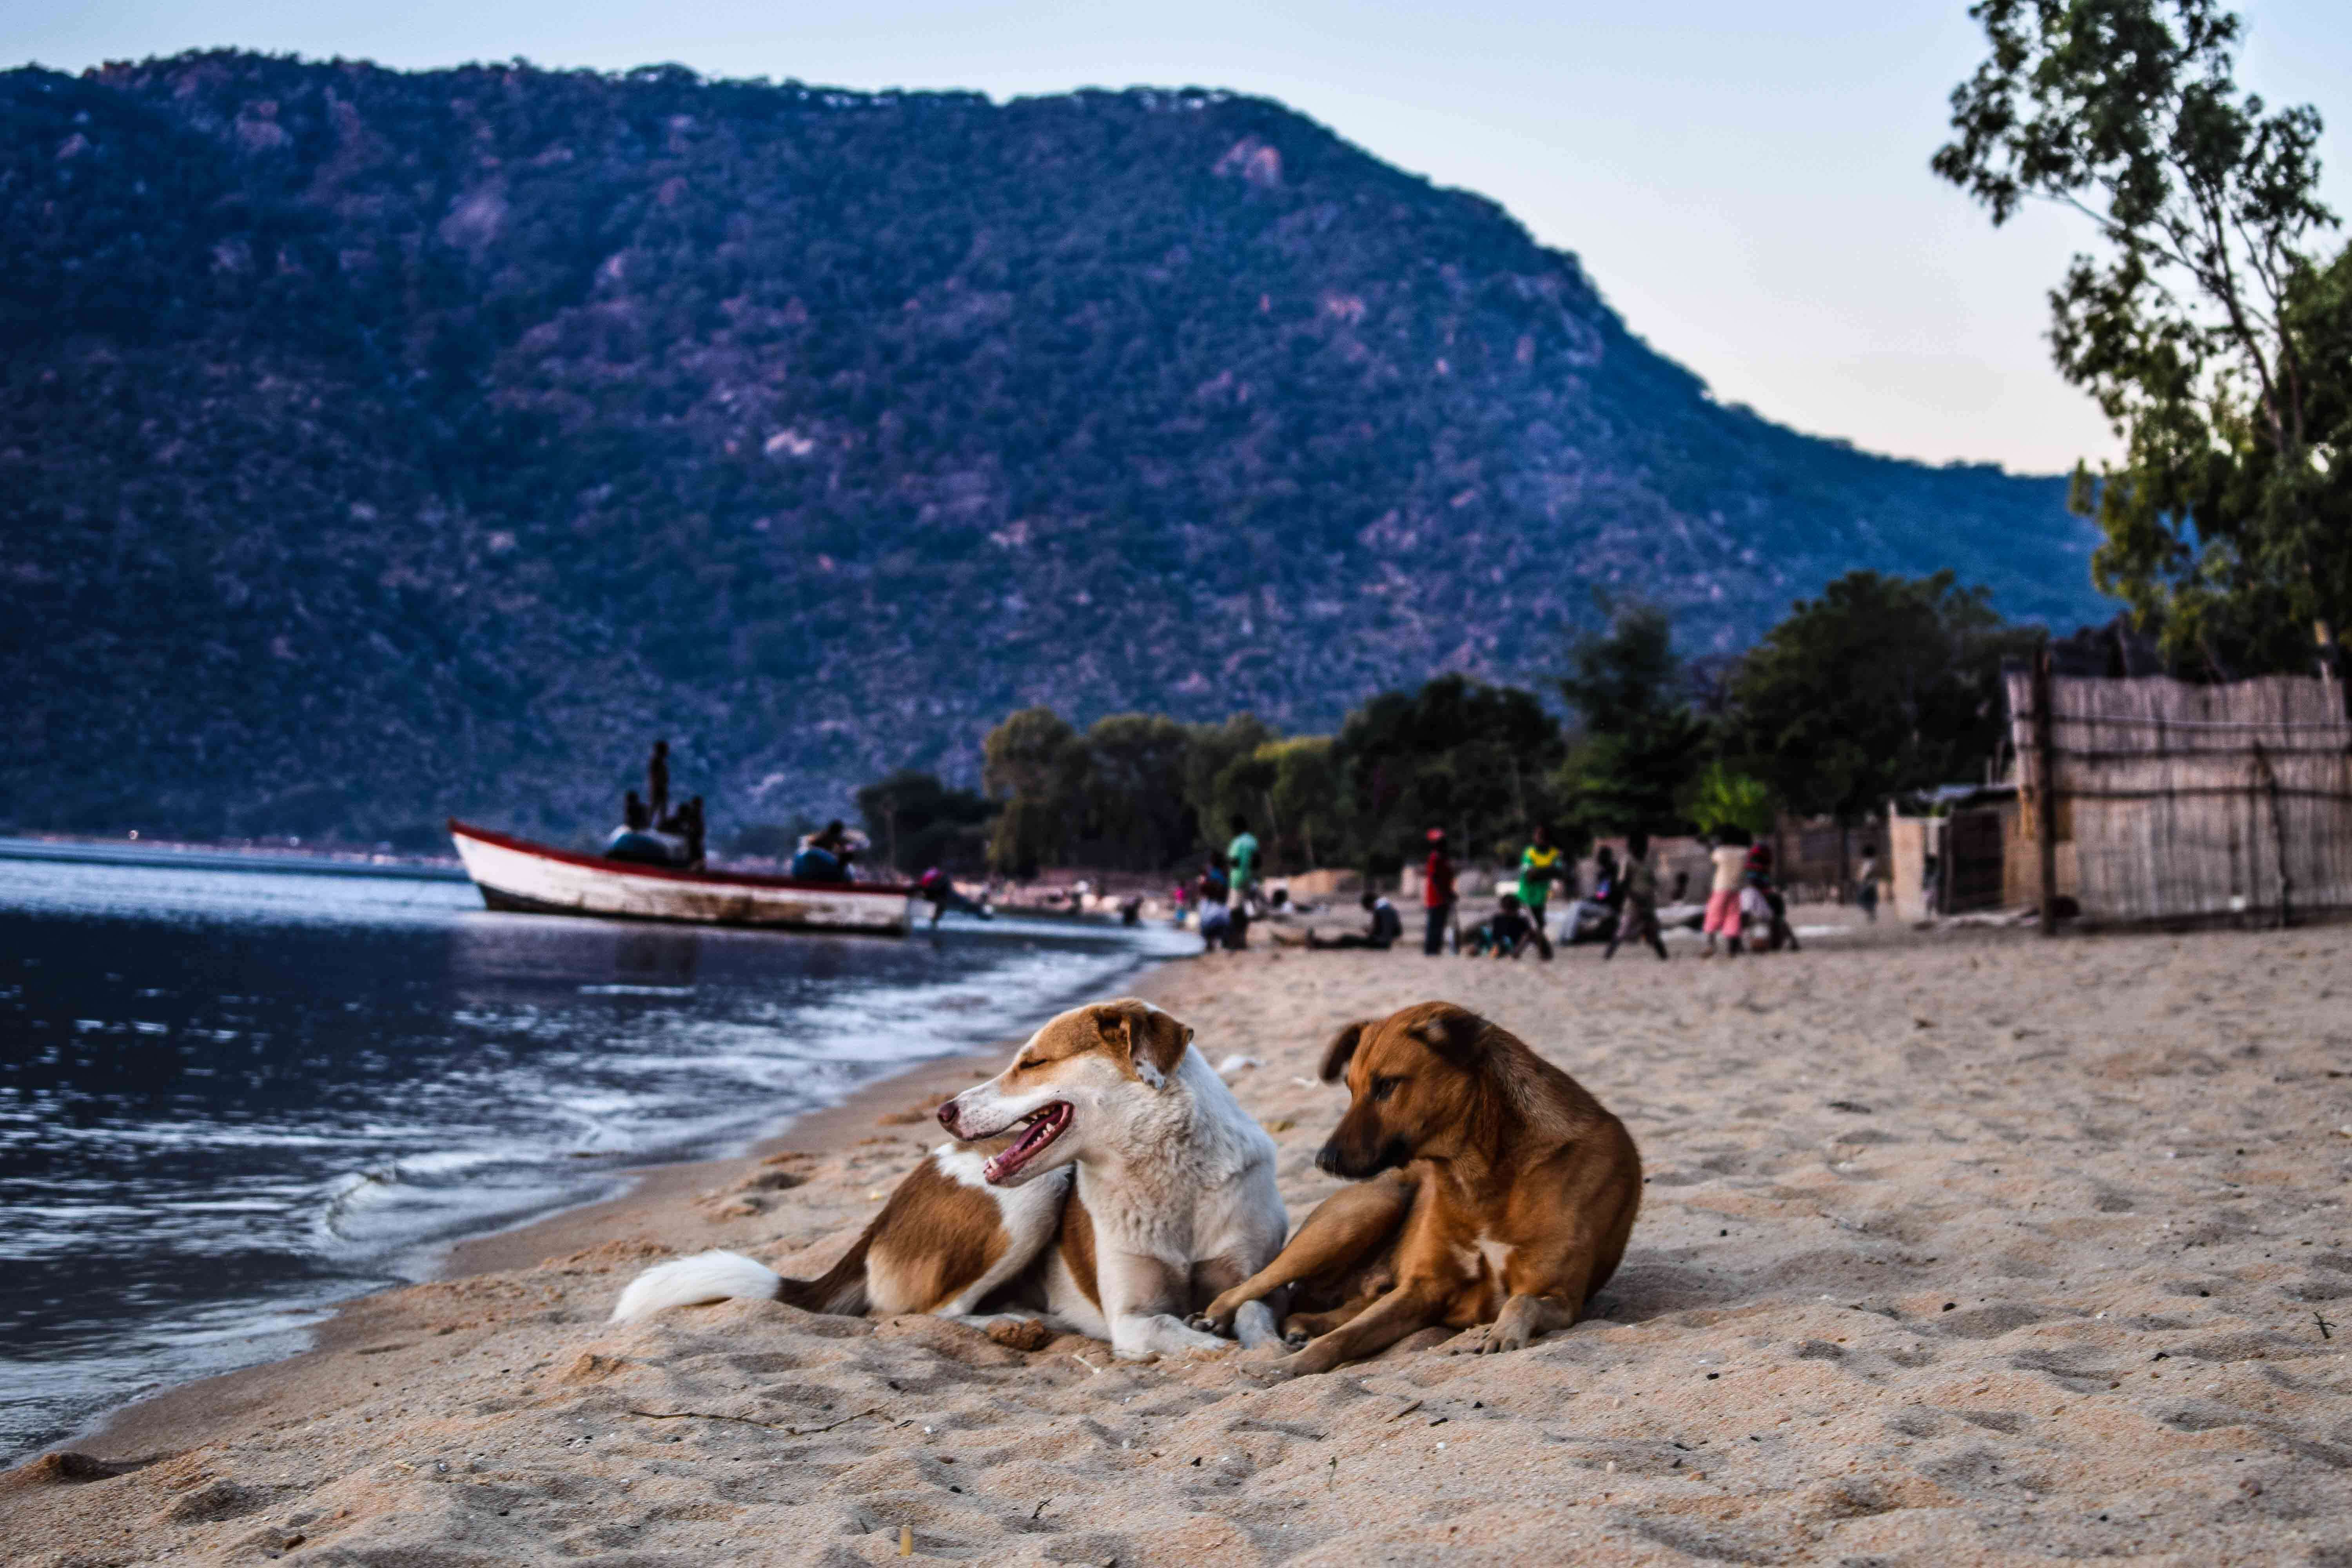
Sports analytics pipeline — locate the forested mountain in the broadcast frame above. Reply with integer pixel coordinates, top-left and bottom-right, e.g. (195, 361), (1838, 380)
(0, 53), (2107, 844)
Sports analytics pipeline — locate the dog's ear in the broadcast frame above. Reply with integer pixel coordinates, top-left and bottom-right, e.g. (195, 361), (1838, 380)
(1097, 999), (1191, 1087)
(1411, 1005), (1487, 1067)
(1319, 1020), (1371, 1083)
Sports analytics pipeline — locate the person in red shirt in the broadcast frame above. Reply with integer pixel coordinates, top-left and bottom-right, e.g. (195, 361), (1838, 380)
(1421, 828), (1456, 955)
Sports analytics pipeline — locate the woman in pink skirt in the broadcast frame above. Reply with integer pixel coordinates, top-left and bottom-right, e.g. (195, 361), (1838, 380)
(1701, 829), (1749, 956)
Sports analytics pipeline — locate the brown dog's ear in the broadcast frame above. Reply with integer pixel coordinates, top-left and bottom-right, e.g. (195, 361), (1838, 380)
(1097, 999), (1191, 1087)
(1412, 1005), (1487, 1067)
(1319, 1020), (1371, 1083)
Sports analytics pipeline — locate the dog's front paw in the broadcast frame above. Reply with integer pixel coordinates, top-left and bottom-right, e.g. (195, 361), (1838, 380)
(1185, 1312), (1233, 1339)
(1194, 1294), (1248, 1336)
(1117, 1314), (1234, 1361)
(1444, 1323), (1528, 1356)
(1256, 1341), (1342, 1380)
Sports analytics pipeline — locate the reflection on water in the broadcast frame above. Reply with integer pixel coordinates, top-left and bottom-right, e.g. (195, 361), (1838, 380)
(0, 857), (1180, 1463)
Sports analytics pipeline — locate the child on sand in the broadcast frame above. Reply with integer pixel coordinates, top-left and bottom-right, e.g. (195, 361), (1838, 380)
(1735, 877), (1771, 956)
(1742, 844), (1801, 953)
(1306, 891), (1404, 951)
(1464, 894), (1534, 958)
(1603, 833), (1670, 961)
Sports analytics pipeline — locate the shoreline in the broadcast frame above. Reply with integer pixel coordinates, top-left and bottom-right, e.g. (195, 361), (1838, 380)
(72, 1026), (1058, 1465)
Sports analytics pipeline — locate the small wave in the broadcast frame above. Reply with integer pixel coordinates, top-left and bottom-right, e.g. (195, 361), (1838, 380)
(576, 984), (698, 996)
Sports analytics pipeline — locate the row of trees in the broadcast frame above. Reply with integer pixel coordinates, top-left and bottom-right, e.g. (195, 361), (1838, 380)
(848, 570), (2032, 878)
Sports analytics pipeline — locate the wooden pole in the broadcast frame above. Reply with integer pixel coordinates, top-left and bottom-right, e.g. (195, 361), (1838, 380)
(2034, 645), (2060, 936)
(2253, 738), (2294, 929)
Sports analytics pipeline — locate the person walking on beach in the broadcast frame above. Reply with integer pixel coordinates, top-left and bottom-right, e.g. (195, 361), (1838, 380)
(1604, 831), (1670, 961)
(1421, 828), (1456, 955)
(1855, 842), (1880, 922)
(1701, 828), (1749, 957)
(1225, 815), (1260, 916)
(646, 739), (671, 826)
(1515, 824), (1563, 961)
(1576, 843), (1621, 942)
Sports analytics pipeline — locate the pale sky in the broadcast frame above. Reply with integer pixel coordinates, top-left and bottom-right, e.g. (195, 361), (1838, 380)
(9, 1), (2346, 475)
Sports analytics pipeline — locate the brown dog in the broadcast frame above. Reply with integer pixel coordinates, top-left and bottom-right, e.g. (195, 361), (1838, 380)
(1197, 1001), (1641, 1375)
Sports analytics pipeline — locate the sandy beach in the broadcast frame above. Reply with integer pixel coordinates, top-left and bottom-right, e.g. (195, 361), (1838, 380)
(9, 913), (2352, 1565)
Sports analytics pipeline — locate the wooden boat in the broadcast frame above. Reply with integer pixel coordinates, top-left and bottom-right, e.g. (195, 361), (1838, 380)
(448, 820), (917, 934)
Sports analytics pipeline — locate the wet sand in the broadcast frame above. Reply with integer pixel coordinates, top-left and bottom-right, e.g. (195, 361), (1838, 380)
(9, 913), (2352, 1565)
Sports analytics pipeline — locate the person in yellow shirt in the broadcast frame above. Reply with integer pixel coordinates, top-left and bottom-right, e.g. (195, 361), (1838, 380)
(1514, 824), (1564, 960)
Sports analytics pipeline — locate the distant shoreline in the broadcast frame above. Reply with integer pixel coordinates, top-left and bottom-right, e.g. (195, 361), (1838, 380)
(0, 835), (470, 883)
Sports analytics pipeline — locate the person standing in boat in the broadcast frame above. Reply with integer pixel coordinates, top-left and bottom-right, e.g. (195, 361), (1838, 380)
(681, 796), (707, 871)
(646, 740), (671, 827)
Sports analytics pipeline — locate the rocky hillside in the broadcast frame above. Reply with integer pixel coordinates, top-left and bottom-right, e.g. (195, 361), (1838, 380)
(0, 53), (2107, 843)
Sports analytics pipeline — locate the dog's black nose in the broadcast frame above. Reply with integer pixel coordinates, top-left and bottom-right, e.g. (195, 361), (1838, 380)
(1314, 1142), (1345, 1176)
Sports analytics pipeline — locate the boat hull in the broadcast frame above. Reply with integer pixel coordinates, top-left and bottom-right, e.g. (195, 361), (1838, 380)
(449, 820), (915, 934)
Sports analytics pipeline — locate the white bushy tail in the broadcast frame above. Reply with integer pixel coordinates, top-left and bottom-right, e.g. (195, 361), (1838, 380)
(609, 1249), (783, 1324)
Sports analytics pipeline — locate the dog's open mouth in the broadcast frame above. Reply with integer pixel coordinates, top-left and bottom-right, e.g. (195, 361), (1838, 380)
(982, 1102), (1072, 1184)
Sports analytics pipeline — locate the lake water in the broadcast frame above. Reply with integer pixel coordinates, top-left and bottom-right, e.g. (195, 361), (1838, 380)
(0, 852), (1183, 1463)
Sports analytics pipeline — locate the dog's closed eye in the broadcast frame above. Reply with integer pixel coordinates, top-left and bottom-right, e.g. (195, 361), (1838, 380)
(1370, 1075), (1404, 1102)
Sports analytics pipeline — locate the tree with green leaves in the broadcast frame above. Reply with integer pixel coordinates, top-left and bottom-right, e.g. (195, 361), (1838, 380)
(855, 770), (995, 874)
(1073, 713), (1199, 870)
(1934, 0), (2347, 677)
(980, 706), (1080, 876)
(1178, 714), (1279, 857)
(1200, 735), (1350, 872)
(1683, 761), (1777, 840)
(1726, 571), (2035, 824)
(1552, 601), (1705, 838)
(1333, 674), (1567, 866)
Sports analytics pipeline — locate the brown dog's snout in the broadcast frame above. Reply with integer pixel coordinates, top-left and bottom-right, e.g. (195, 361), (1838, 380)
(1318, 1110), (1407, 1179)
(937, 1097), (963, 1136)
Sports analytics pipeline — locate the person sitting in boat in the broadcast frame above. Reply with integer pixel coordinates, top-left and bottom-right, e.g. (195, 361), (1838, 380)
(604, 818), (679, 867)
(790, 820), (858, 883)
(623, 790), (651, 831)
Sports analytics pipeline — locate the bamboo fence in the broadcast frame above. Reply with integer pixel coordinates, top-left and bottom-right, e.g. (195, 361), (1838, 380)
(2006, 665), (2352, 927)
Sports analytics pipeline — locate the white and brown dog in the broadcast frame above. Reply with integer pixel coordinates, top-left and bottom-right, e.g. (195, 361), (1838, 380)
(610, 998), (1288, 1359)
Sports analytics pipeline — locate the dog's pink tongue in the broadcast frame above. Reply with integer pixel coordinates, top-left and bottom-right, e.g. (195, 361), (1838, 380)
(985, 1138), (1027, 1183)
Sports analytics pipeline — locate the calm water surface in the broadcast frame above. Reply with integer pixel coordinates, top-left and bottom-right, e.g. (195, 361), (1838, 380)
(0, 855), (1181, 1462)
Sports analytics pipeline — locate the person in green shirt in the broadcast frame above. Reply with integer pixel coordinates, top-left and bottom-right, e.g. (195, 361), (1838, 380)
(1515, 824), (1564, 961)
(1224, 815), (1259, 941)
